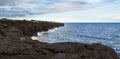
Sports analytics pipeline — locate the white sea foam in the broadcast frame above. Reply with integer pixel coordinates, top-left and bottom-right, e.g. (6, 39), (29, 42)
(31, 36), (38, 40)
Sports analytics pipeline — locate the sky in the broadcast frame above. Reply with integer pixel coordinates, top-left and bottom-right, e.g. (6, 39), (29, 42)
(0, 0), (120, 22)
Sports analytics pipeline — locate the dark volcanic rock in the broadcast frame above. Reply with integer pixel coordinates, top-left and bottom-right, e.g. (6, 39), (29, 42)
(0, 18), (119, 59)
(0, 42), (119, 59)
(0, 19), (64, 37)
(42, 42), (119, 59)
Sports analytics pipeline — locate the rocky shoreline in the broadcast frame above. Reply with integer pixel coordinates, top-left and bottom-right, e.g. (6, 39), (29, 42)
(0, 18), (119, 59)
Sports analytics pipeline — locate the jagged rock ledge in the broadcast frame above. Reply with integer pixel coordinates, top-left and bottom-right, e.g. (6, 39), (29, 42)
(0, 18), (119, 59)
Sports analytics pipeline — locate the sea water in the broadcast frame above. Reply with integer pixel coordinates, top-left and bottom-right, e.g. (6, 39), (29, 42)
(37, 23), (120, 57)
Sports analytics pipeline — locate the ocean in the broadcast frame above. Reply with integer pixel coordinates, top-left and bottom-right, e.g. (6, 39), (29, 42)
(34, 23), (120, 57)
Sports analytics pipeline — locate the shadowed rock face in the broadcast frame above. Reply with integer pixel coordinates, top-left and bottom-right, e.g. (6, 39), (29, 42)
(0, 18), (119, 59)
(0, 19), (64, 37)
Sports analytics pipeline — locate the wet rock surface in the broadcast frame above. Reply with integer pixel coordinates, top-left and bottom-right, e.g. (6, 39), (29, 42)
(0, 18), (119, 59)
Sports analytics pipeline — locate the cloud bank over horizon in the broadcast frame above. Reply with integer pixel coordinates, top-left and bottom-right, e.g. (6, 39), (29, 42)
(0, 0), (120, 22)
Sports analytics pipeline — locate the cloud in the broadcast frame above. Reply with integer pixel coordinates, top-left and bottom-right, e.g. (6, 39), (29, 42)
(37, 1), (92, 14)
(0, 0), (28, 6)
(85, 0), (102, 4)
(0, 0), (119, 18)
(0, 8), (32, 17)
(0, 0), (93, 17)
(0, 0), (34, 17)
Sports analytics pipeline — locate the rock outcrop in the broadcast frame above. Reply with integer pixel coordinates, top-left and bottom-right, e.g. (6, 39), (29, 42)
(0, 18), (64, 37)
(0, 18), (119, 59)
